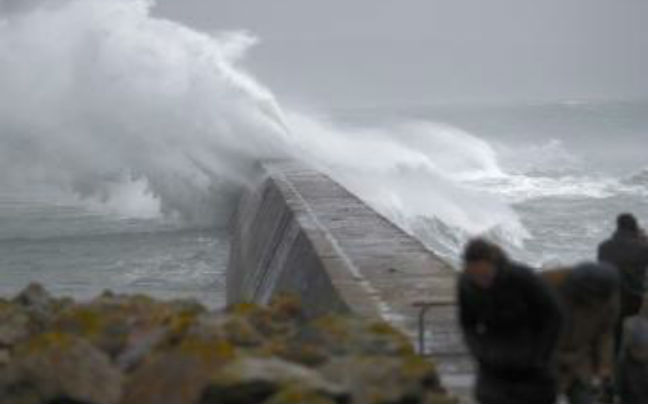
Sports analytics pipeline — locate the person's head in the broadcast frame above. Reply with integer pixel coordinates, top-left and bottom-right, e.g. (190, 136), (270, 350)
(462, 238), (507, 289)
(617, 213), (639, 234)
(566, 262), (619, 305)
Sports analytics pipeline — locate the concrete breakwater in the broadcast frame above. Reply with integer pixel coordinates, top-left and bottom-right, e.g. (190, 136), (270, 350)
(227, 161), (468, 372)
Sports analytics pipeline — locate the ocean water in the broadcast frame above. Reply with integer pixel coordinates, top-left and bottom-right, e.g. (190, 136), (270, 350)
(0, 188), (228, 308)
(1, 101), (645, 308)
(0, 1), (646, 307)
(332, 101), (648, 267)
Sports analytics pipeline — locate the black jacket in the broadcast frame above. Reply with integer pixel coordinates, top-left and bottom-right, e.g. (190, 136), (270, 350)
(598, 230), (648, 296)
(459, 261), (563, 374)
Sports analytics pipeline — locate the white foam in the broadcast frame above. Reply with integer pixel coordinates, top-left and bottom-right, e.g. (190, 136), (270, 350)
(0, 0), (529, 255)
(495, 139), (584, 176)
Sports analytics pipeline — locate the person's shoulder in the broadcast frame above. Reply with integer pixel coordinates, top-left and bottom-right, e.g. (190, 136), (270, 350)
(508, 261), (535, 276)
(598, 236), (615, 250)
(598, 237), (618, 259)
(599, 237), (611, 246)
(505, 262), (541, 285)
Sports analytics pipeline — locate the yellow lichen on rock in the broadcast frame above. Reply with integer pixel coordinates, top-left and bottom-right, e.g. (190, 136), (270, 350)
(0, 288), (455, 404)
(3, 332), (122, 404)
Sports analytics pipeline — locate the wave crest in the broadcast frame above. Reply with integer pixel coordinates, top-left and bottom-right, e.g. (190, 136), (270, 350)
(0, 0), (530, 257)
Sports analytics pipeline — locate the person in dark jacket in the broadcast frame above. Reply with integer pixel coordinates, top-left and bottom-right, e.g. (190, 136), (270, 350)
(598, 213), (648, 353)
(458, 238), (563, 404)
(617, 314), (648, 404)
(542, 263), (619, 404)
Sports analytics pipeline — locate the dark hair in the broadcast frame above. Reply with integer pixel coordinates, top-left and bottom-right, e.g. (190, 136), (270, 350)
(617, 213), (639, 233)
(463, 238), (507, 266)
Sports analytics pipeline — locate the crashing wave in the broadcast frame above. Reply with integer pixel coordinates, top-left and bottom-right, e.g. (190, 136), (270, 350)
(0, 0), (529, 259)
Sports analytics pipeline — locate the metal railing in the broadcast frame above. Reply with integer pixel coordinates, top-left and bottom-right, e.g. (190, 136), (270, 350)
(412, 299), (459, 356)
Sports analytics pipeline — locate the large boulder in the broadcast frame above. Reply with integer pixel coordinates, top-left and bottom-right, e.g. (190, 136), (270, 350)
(121, 338), (237, 404)
(0, 288), (456, 404)
(321, 355), (455, 404)
(13, 283), (52, 311)
(0, 302), (34, 348)
(226, 295), (304, 340)
(51, 294), (205, 360)
(201, 357), (349, 404)
(185, 313), (264, 348)
(11, 283), (73, 332)
(0, 333), (122, 404)
(271, 314), (414, 368)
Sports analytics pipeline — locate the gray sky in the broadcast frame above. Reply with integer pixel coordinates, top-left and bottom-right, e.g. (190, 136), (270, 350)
(153, 0), (648, 109)
(30, 1), (648, 109)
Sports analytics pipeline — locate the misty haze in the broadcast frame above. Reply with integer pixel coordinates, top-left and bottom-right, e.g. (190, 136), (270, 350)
(0, 1), (646, 403)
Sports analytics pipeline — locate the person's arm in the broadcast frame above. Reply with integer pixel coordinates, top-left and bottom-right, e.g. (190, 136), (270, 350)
(458, 280), (506, 368)
(641, 242), (648, 265)
(458, 283), (483, 360)
(521, 268), (564, 367)
(597, 242), (606, 262)
(594, 293), (620, 381)
(459, 299), (512, 368)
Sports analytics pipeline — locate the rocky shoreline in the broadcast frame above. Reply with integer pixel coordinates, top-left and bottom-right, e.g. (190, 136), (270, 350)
(0, 284), (456, 404)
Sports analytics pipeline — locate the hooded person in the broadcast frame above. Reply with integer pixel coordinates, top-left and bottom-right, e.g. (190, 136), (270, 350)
(458, 238), (563, 404)
(598, 213), (648, 353)
(542, 263), (620, 404)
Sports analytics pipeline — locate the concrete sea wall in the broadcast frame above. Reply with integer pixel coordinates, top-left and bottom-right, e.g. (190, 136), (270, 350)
(227, 161), (467, 370)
